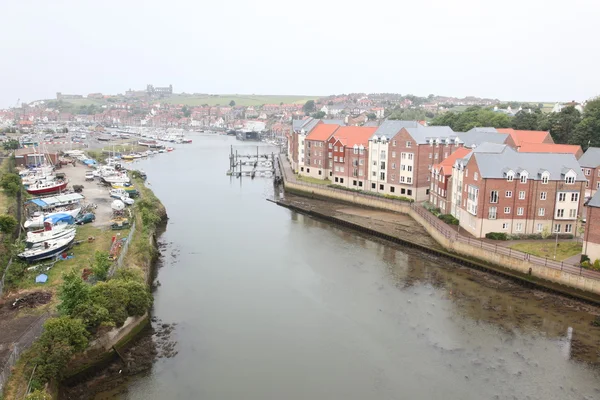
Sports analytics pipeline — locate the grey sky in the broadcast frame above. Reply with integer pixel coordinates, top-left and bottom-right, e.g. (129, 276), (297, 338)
(1, 0), (598, 107)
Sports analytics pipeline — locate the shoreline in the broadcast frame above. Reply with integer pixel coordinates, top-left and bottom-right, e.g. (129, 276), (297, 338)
(277, 157), (600, 305)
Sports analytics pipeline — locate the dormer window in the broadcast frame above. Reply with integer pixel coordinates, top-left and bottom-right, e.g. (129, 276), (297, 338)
(541, 171), (549, 184)
(565, 176), (575, 184)
(520, 171), (528, 183)
(506, 171), (514, 182)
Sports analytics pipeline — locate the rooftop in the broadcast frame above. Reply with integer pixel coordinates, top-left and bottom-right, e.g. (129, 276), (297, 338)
(332, 126), (378, 147)
(496, 128), (551, 146)
(369, 120), (420, 140)
(518, 142), (582, 157)
(433, 147), (472, 176)
(578, 147), (600, 168)
(588, 188), (600, 208)
(306, 124), (340, 141)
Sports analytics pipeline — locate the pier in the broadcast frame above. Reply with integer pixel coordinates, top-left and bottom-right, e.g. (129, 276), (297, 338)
(227, 145), (276, 179)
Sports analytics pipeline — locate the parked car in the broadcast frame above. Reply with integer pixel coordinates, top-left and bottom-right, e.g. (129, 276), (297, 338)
(76, 213), (95, 225)
(85, 171), (94, 181)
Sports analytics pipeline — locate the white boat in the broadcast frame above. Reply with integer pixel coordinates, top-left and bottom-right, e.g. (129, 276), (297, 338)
(120, 196), (134, 206)
(24, 207), (81, 229)
(102, 175), (130, 185)
(109, 188), (130, 199)
(18, 232), (76, 263)
(26, 223), (76, 248)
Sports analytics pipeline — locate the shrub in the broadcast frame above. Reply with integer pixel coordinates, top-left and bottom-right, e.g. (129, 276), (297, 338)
(0, 214), (17, 234)
(58, 271), (91, 316)
(25, 390), (51, 400)
(91, 251), (111, 281)
(438, 214), (459, 225)
(34, 317), (89, 383)
(581, 254), (590, 264)
(485, 232), (508, 241)
(0, 172), (21, 197)
(3, 259), (26, 288)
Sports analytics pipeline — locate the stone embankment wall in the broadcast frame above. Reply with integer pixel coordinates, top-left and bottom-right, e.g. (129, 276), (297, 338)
(282, 168), (600, 299)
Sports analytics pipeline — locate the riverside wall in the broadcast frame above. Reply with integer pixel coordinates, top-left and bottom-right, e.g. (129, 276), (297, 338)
(281, 167), (600, 300)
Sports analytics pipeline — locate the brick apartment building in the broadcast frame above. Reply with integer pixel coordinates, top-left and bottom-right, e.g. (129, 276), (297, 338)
(430, 147), (472, 214)
(301, 124), (341, 179)
(328, 126), (378, 188)
(578, 147), (600, 197)
(583, 190), (600, 263)
(368, 122), (462, 200)
(451, 144), (586, 238)
(289, 118), (344, 173)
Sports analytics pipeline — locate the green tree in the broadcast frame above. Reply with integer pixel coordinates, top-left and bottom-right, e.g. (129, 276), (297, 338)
(34, 317), (89, 383)
(92, 251), (112, 281)
(90, 281), (130, 326)
(311, 111), (326, 119)
(570, 98), (600, 149)
(430, 107), (512, 131)
(58, 271), (90, 316)
(367, 112), (377, 120)
(229, 100), (236, 107)
(512, 110), (541, 130)
(302, 100), (316, 115)
(539, 105), (581, 144)
(0, 172), (21, 197)
(0, 214), (18, 234)
(123, 280), (153, 316)
(181, 106), (191, 118)
(388, 108), (427, 121)
(25, 389), (52, 400)
(71, 302), (111, 332)
(3, 139), (19, 150)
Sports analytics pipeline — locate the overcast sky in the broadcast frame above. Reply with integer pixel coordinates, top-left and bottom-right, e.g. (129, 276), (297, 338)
(0, 0), (598, 108)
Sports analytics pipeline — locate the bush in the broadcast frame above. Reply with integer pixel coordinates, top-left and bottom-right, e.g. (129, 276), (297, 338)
(0, 172), (21, 197)
(0, 214), (17, 234)
(92, 251), (111, 281)
(3, 259), (26, 289)
(58, 271), (91, 316)
(34, 317), (89, 383)
(25, 390), (51, 400)
(438, 214), (459, 225)
(485, 232), (508, 240)
(581, 254), (590, 264)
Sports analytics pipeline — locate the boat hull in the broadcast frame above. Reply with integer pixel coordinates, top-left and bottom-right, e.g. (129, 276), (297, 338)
(26, 181), (68, 195)
(18, 236), (75, 262)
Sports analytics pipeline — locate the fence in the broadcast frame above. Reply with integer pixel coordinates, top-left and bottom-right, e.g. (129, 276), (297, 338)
(108, 221), (136, 278)
(0, 257), (12, 298)
(0, 312), (50, 395)
(278, 156), (600, 281)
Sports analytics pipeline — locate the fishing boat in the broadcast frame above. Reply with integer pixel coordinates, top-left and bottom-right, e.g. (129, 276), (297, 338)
(24, 208), (81, 229)
(18, 233), (76, 262)
(26, 222), (76, 249)
(182, 139), (192, 144)
(26, 179), (68, 195)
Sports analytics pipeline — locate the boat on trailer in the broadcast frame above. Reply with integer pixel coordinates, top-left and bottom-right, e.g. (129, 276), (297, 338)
(18, 233), (76, 262)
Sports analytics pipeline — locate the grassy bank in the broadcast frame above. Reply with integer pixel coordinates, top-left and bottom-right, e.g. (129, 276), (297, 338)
(508, 241), (582, 262)
(162, 94), (318, 107)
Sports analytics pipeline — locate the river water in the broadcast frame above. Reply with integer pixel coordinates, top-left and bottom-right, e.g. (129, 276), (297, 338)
(100, 134), (600, 400)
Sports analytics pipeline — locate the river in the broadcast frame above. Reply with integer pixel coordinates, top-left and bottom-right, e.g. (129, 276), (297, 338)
(97, 134), (600, 400)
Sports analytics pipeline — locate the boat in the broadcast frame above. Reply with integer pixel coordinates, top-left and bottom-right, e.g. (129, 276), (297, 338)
(138, 140), (158, 147)
(26, 179), (68, 195)
(26, 222), (76, 249)
(122, 154), (135, 161)
(120, 196), (134, 206)
(166, 147), (174, 152)
(110, 217), (130, 230)
(158, 149), (166, 153)
(24, 208), (81, 229)
(101, 174), (130, 185)
(18, 233), (76, 262)
(182, 139), (192, 144)
(111, 184), (138, 197)
(109, 188), (130, 199)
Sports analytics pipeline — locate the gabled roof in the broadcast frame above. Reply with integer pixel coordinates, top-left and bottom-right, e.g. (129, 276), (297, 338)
(578, 147), (600, 168)
(458, 130), (509, 147)
(518, 143), (582, 157)
(321, 119), (346, 126)
(472, 146), (586, 181)
(588, 189), (600, 208)
(331, 126), (378, 147)
(403, 125), (459, 145)
(306, 124), (340, 141)
(369, 120), (420, 140)
(496, 128), (551, 146)
(433, 147), (472, 176)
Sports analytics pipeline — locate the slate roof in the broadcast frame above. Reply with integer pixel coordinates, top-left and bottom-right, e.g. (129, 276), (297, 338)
(404, 125), (459, 145)
(458, 131), (509, 147)
(578, 147), (600, 167)
(588, 189), (600, 208)
(467, 127), (499, 134)
(321, 119), (346, 126)
(293, 118), (345, 133)
(369, 120), (420, 140)
(472, 145), (586, 181)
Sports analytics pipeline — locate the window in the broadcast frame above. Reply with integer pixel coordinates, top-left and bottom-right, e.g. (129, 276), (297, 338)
(538, 208), (545, 216)
(358, 181), (363, 187)
(554, 224), (561, 233)
(334, 156), (338, 162)
(490, 190), (499, 203)
(558, 193), (566, 202)
(519, 191), (525, 200)
(371, 183), (376, 189)
(359, 159), (364, 166)
(408, 153), (413, 160)
(505, 191), (512, 198)
(318, 170), (322, 175)
(504, 207), (511, 214)
(380, 172), (385, 180)
(565, 224), (572, 233)
(300, 167), (304, 172)
(541, 174), (549, 184)
(537, 223), (543, 232)
(392, 140), (396, 146)
(334, 146), (338, 152)
(474, 172), (478, 181)
(328, 143), (333, 149)
(516, 223), (523, 232)
(585, 169), (591, 176)
(517, 207), (524, 216)
(502, 223), (509, 230)
(429, 153), (432, 159)
(353, 147), (358, 155)
(407, 165), (413, 172)
(339, 157), (344, 163)
(565, 176), (575, 184)
(379, 184), (384, 190)
(434, 153), (438, 160)
(390, 186), (395, 193)
(557, 209), (565, 218)
(335, 166), (339, 172)
(392, 151), (396, 158)
(328, 152), (332, 158)
(520, 174), (527, 183)
(540, 192), (547, 200)
(571, 193), (579, 202)
(507, 172), (514, 182)
(488, 206), (497, 220)
(340, 167), (344, 173)
(334, 177), (339, 183)
(392, 163), (396, 169)
(400, 176), (405, 183)
(407, 189), (412, 196)
(401, 153), (406, 159)
(306, 168), (310, 173)
(380, 151), (386, 159)
(407, 177), (412, 184)
(406, 141), (412, 147)
(353, 180), (357, 186)
(340, 178), (344, 183)
(569, 209), (576, 218)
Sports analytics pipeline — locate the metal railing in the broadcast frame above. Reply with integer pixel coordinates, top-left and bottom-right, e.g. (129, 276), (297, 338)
(278, 156), (600, 280)
(107, 221), (136, 278)
(0, 312), (50, 394)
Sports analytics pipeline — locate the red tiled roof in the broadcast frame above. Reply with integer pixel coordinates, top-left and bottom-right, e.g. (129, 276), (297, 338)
(496, 128), (550, 146)
(331, 126), (377, 147)
(433, 147), (472, 176)
(518, 142), (582, 156)
(306, 124), (340, 141)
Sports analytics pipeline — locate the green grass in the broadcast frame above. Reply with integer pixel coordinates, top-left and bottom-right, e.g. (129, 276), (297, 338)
(0, 156), (11, 214)
(161, 94), (318, 107)
(508, 241), (582, 261)
(297, 175), (331, 185)
(58, 98), (106, 107)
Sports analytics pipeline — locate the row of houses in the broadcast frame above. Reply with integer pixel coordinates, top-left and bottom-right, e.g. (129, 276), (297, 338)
(287, 119), (600, 256)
